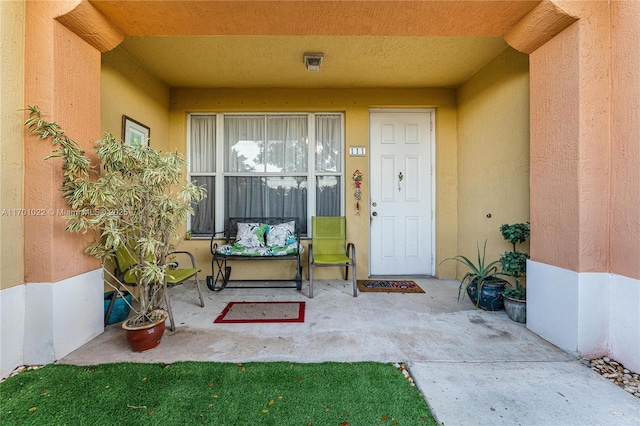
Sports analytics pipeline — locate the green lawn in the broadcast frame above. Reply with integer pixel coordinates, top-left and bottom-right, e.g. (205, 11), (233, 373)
(1, 361), (437, 425)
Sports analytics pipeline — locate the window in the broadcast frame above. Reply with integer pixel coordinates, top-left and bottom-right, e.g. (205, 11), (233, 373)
(189, 115), (216, 235)
(188, 113), (343, 237)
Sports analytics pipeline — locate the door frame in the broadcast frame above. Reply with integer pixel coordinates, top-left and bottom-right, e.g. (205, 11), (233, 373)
(368, 108), (437, 277)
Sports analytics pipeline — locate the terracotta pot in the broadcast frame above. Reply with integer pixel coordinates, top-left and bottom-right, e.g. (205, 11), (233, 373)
(122, 313), (167, 352)
(504, 297), (527, 323)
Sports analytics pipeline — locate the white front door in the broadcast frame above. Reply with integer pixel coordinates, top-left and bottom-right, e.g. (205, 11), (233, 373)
(369, 110), (434, 276)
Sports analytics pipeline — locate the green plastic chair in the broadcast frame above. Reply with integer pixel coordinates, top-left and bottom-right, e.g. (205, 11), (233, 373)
(308, 216), (357, 298)
(105, 245), (205, 331)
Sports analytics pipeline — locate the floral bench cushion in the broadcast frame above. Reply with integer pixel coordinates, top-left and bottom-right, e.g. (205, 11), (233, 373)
(215, 241), (303, 257)
(215, 221), (304, 257)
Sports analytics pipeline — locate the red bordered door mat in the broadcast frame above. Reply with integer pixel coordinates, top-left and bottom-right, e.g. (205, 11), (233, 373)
(356, 280), (424, 293)
(214, 301), (305, 324)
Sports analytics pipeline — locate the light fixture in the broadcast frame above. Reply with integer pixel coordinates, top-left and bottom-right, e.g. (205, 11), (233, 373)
(303, 53), (324, 72)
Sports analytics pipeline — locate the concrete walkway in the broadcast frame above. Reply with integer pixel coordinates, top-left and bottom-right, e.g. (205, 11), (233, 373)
(61, 278), (640, 425)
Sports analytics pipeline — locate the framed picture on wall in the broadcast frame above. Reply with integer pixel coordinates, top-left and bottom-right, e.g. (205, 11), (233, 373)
(122, 115), (150, 146)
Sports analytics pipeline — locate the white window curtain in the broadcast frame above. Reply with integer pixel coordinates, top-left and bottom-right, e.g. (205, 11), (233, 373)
(316, 176), (340, 216)
(267, 115), (308, 173)
(191, 175), (215, 234)
(190, 116), (215, 173)
(225, 115), (264, 172)
(225, 115), (309, 230)
(189, 116), (215, 235)
(226, 177), (308, 230)
(188, 113), (343, 237)
(315, 115), (341, 216)
(316, 114), (341, 173)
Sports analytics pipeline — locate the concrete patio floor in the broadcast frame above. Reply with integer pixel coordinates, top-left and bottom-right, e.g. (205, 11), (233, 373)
(61, 278), (640, 425)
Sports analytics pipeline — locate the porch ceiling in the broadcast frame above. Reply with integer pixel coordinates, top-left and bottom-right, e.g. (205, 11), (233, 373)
(115, 35), (510, 89)
(91, 0), (539, 88)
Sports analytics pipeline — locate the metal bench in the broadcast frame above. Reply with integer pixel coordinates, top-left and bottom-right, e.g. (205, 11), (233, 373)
(206, 217), (303, 292)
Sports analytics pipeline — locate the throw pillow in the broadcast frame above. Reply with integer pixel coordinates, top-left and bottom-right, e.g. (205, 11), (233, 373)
(266, 221), (296, 247)
(235, 223), (268, 248)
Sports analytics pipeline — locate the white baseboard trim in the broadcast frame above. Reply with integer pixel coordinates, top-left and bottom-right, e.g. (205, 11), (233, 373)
(1, 269), (103, 378)
(1, 285), (26, 379)
(527, 260), (639, 372)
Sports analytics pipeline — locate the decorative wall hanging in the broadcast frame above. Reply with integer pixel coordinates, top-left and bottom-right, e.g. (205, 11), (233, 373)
(353, 169), (363, 214)
(122, 115), (150, 146)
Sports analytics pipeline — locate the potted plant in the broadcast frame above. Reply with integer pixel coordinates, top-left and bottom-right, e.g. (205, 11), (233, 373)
(441, 241), (509, 311)
(24, 106), (206, 350)
(499, 222), (530, 323)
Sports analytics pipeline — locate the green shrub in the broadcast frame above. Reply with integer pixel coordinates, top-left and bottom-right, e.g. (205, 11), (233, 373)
(499, 222), (530, 301)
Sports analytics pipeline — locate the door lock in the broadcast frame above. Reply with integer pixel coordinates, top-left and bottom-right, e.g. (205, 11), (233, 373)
(372, 212), (378, 216)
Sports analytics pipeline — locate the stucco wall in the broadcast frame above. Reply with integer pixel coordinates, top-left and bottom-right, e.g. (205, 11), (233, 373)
(100, 46), (171, 290)
(610, 0), (640, 280)
(24, 0), (101, 283)
(531, 1), (612, 274)
(2, 0), (105, 379)
(0, 0), (25, 290)
(530, 22), (581, 272)
(456, 47), (531, 268)
(527, 0), (640, 372)
(530, 0), (639, 280)
(169, 88), (459, 279)
(101, 47), (171, 146)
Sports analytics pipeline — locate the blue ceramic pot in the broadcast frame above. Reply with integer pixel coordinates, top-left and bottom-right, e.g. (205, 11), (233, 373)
(466, 277), (506, 311)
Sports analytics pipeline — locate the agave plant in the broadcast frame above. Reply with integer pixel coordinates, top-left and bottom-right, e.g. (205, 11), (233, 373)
(442, 240), (509, 307)
(24, 106), (206, 327)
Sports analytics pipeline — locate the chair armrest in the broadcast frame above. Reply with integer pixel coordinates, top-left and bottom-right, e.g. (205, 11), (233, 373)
(347, 242), (356, 260)
(210, 230), (227, 255)
(169, 250), (198, 269)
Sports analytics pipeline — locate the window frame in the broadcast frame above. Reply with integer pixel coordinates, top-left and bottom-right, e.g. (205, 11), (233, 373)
(187, 112), (345, 237)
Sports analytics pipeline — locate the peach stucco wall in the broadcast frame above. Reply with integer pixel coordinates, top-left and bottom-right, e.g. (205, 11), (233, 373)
(90, 0), (539, 37)
(528, 0), (639, 280)
(530, 22), (581, 272)
(24, 0), (100, 283)
(610, 0), (640, 279)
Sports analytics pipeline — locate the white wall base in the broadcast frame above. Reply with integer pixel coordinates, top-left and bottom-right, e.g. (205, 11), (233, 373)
(609, 274), (640, 373)
(527, 260), (640, 372)
(1, 269), (103, 378)
(1, 285), (26, 379)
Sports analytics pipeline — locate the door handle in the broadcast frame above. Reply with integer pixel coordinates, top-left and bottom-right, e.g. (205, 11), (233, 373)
(372, 212), (378, 216)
